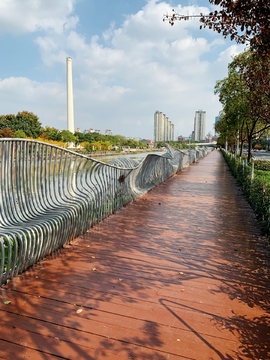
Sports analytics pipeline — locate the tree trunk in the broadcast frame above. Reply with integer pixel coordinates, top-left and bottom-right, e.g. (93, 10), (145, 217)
(248, 136), (253, 162)
(240, 140), (244, 157)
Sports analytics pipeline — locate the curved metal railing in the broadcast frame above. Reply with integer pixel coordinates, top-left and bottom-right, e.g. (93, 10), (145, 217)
(0, 139), (212, 285)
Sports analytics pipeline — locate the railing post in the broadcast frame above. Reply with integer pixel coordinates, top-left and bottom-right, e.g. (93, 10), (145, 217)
(251, 162), (254, 182)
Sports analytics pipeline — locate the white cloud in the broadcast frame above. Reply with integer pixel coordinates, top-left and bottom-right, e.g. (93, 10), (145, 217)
(0, 0), (244, 138)
(0, 77), (66, 124)
(217, 44), (246, 63)
(0, 0), (78, 34)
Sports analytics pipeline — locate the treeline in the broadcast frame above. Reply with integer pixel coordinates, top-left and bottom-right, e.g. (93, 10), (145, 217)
(165, 141), (198, 150)
(215, 50), (270, 161)
(0, 111), (148, 151)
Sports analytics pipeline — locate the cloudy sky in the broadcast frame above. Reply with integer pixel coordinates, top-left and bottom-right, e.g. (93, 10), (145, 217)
(0, 0), (245, 139)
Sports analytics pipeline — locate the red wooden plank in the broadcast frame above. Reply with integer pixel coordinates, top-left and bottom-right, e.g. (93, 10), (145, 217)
(0, 151), (269, 360)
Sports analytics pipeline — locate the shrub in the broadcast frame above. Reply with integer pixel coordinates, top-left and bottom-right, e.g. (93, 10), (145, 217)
(253, 159), (270, 171)
(14, 130), (27, 138)
(222, 150), (270, 234)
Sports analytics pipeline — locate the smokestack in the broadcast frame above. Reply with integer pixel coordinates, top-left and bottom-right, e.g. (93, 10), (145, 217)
(66, 57), (74, 133)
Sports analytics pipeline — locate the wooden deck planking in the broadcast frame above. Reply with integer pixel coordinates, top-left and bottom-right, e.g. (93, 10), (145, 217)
(0, 150), (269, 359)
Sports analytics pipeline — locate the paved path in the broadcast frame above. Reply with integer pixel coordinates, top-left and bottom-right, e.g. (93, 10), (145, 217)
(0, 150), (269, 360)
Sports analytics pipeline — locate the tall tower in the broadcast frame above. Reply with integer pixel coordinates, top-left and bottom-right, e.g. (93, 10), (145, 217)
(154, 111), (160, 142)
(194, 110), (206, 141)
(154, 111), (164, 142)
(154, 111), (174, 142)
(66, 57), (74, 133)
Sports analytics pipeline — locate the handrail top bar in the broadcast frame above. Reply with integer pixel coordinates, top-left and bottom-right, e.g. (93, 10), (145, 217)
(0, 138), (188, 171)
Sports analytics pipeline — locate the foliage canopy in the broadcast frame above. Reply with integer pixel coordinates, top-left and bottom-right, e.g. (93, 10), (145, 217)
(215, 50), (270, 161)
(165, 0), (270, 55)
(0, 111), (42, 138)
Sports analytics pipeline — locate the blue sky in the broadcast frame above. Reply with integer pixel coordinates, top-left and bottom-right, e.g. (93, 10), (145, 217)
(0, 0), (245, 139)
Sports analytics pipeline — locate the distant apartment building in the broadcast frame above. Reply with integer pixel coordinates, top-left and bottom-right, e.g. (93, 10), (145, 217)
(154, 111), (174, 142)
(194, 110), (206, 141)
(75, 127), (81, 133)
(178, 135), (185, 141)
(83, 128), (94, 134)
(105, 129), (113, 135)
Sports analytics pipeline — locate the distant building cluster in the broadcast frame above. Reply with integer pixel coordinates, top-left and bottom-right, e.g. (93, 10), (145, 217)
(177, 111), (218, 143)
(154, 111), (174, 142)
(104, 129), (113, 135)
(74, 128), (112, 135)
(205, 132), (218, 143)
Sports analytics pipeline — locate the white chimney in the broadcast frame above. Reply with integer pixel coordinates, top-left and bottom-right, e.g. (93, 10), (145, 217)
(66, 57), (74, 133)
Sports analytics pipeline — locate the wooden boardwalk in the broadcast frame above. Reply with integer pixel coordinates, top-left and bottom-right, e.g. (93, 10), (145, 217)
(0, 150), (269, 359)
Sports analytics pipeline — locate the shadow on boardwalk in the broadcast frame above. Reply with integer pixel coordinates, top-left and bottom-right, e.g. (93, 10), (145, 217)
(0, 150), (269, 359)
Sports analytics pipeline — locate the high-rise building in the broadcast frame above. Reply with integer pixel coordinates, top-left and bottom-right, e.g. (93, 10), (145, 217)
(164, 116), (168, 141)
(194, 110), (206, 141)
(154, 111), (164, 142)
(154, 111), (174, 142)
(215, 116), (220, 134)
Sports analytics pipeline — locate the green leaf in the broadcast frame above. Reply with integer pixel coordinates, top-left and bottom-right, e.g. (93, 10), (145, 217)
(4, 301), (11, 304)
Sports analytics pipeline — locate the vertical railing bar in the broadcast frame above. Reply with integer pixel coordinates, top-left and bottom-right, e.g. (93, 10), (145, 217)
(1, 141), (11, 225)
(3, 142), (13, 223)
(21, 141), (30, 217)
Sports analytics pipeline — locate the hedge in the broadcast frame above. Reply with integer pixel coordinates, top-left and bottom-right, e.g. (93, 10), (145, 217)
(222, 150), (270, 234)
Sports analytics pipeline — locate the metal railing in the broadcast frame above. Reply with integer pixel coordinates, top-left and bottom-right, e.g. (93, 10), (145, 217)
(0, 139), (213, 285)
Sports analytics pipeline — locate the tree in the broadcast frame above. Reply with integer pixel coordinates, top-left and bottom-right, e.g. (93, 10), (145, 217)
(114, 134), (127, 146)
(74, 132), (85, 143)
(41, 126), (60, 141)
(0, 128), (14, 138)
(84, 133), (95, 143)
(0, 111), (42, 138)
(15, 111), (42, 138)
(164, 0), (270, 55)
(106, 135), (120, 146)
(123, 139), (139, 148)
(215, 51), (270, 161)
(0, 114), (16, 131)
(14, 130), (27, 138)
(214, 72), (247, 154)
(57, 130), (77, 143)
(139, 141), (147, 149)
(230, 51), (270, 124)
(156, 141), (165, 148)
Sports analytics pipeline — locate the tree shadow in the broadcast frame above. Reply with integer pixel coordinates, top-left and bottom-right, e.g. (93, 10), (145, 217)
(159, 298), (270, 359)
